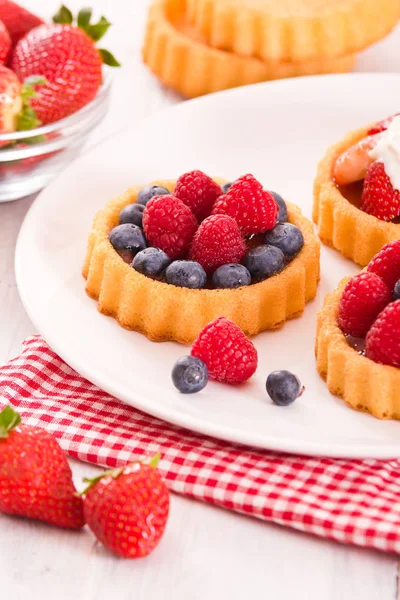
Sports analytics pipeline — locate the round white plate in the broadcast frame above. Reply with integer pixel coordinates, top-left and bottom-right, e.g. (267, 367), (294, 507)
(15, 73), (400, 458)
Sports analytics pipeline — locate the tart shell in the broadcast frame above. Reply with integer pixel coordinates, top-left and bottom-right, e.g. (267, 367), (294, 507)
(83, 179), (321, 344)
(313, 124), (400, 267)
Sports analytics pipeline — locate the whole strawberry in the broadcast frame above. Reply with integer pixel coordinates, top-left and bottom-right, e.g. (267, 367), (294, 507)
(82, 455), (169, 559)
(0, 405), (84, 529)
(190, 214), (246, 272)
(174, 170), (222, 221)
(366, 300), (400, 368)
(10, 5), (120, 124)
(368, 239), (400, 290)
(191, 317), (258, 384)
(361, 161), (400, 221)
(0, 1), (43, 46)
(212, 174), (278, 234)
(0, 19), (10, 64)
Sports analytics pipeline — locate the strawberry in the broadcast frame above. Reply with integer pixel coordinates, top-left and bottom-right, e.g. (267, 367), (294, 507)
(10, 5), (120, 124)
(0, 19), (10, 64)
(368, 113), (400, 136)
(0, 65), (21, 137)
(143, 195), (198, 259)
(212, 174), (278, 234)
(190, 214), (246, 272)
(338, 272), (391, 337)
(365, 300), (400, 368)
(174, 170), (222, 221)
(82, 455), (169, 559)
(0, 1), (44, 46)
(361, 161), (400, 221)
(368, 240), (400, 290)
(0, 405), (84, 529)
(191, 317), (258, 384)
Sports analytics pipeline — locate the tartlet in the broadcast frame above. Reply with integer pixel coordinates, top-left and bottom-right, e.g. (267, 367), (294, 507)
(83, 179), (320, 344)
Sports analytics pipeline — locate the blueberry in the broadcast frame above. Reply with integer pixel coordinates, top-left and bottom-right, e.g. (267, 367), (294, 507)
(165, 261), (207, 289)
(172, 356), (208, 394)
(271, 191), (288, 223)
(264, 223), (304, 258)
(266, 370), (303, 406)
(212, 263), (251, 289)
(393, 280), (400, 300)
(243, 245), (285, 282)
(137, 185), (170, 206)
(109, 224), (147, 257)
(221, 182), (232, 193)
(119, 203), (145, 227)
(132, 247), (171, 278)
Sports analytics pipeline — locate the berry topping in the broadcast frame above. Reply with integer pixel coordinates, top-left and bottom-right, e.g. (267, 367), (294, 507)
(361, 161), (400, 221)
(165, 260), (207, 289)
(243, 245), (285, 282)
(393, 280), (400, 300)
(264, 223), (304, 258)
(174, 170), (222, 221)
(365, 300), (400, 368)
(109, 223), (146, 256)
(368, 240), (400, 289)
(368, 113), (400, 136)
(266, 371), (303, 406)
(119, 203), (145, 227)
(212, 174), (278, 234)
(212, 264), (251, 289)
(143, 195), (198, 259)
(271, 191), (288, 223)
(333, 135), (377, 186)
(137, 185), (170, 206)
(172, 356), (209, 393)
(338, 272), (391, 337)
(191, 317), (258, 384)
(132, 247), (171, 279)
(190, 214), (246, 273)
(221, 182), (232, 193)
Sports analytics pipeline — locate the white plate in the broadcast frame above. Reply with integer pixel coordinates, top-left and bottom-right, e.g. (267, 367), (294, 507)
(15, 73), (400, 458)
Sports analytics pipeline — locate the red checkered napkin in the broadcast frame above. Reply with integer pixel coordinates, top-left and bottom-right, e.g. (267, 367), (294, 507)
(1, 336), (400, 554)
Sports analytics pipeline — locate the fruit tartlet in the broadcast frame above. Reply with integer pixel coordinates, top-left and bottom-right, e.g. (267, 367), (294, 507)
(316, 240), (400, 419)
(83, 171), (320, 343)
(314, 113), (400, 266)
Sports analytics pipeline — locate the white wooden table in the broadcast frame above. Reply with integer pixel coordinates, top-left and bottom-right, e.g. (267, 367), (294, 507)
(2, 2), (400, 598)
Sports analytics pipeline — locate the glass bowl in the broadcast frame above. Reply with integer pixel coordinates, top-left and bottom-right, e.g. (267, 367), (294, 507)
(0, 75), (111, 202)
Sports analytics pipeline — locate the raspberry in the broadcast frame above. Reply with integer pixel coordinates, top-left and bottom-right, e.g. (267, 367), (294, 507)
(365, 300), (400, 368)
(367, 240), (400, 290)
(367, 113), (400, 136)
(212, 174), (278, 234)
(190, 214), (246, 272)
(143, 195), (198, 259)
(174, 170), (222, 221)
(338, 272), (391, 337)
(361, 161), (400, 222)
(191, 317), (258, 384)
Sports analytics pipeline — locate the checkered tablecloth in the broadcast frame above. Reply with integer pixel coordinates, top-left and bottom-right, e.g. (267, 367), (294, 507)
(1, 335), (400, 554)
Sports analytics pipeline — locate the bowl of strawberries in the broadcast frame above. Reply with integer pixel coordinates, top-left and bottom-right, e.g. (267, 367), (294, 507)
(0, 2), (119, 202)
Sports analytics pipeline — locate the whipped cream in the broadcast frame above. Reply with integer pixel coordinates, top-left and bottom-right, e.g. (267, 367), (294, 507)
(369, 115), (400, 191)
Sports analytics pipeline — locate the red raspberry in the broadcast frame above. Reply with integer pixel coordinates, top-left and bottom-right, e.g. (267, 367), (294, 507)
(174, 170), (222, 221)
(361, 161), (400, 222)
(143, 195), (198, 259)
(212, 174), (278, 234)
(191, 317), (258, 384)
(367, 239), (400, 290)
(367, 113), (400, 136)
(189, 214), (246, 272)
(338, 272), (391, 337)
(365, 300), (400, 368)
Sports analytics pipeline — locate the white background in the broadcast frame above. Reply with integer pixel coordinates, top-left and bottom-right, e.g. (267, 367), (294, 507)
(2, 1), (400, 598)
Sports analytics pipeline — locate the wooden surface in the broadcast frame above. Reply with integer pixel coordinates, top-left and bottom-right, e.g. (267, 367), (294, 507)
(2, 1), (400, 598)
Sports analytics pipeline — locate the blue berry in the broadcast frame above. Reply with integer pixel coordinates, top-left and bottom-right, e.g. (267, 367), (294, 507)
(393, 280), (400, 300)
(221, 182), (232, 193)
(212, 263), (251, 288)
(271, 192), (288, 223)
(132, 247), (171, 278)
(266, 370), (303, 406)
(243, 245), (285, 282)
(109, 224), (146, 255)
(119, 203), (145, 227)
(264, 223), (304, 258)
(137, 185), (170, 206)
(165, 261), (207, 289)
(172, 356), (208, 394)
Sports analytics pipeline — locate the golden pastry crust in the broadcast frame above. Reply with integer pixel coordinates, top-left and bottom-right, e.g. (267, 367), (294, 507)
(313, 124), (400, 267)
(316, 279), (400, 419)
(186, 0), (400, 63)
(83, 179), (321, 344)
(142, 0), (356, 99)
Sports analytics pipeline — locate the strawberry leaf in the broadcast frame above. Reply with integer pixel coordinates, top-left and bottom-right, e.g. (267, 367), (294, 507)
(77, 7), (92, 28)
(53, 4), (73, 24)
(85, 16), (111, 41)
(80, 466), (124, 495)
(17, 106), (42, 132)
(0, 406), (21, 439)
(98, 48), (121, 67)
